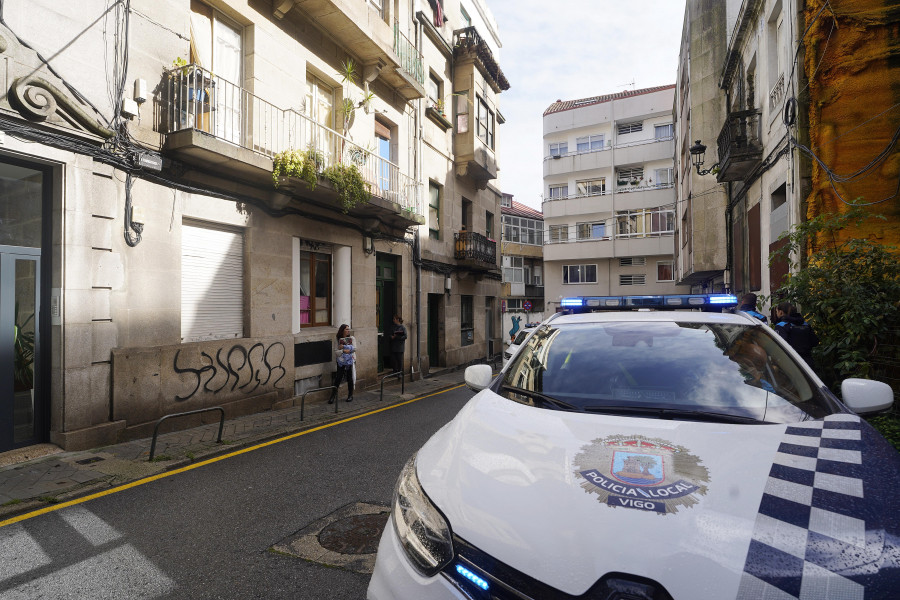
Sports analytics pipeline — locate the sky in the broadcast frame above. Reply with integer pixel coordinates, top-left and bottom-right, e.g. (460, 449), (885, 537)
(489, 0), (688, 210)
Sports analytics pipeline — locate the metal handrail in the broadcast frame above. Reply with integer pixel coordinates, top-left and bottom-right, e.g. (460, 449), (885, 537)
(149, 406), (224, 461)
(300, 385), (338, 420)
(380, 371), (405, 401)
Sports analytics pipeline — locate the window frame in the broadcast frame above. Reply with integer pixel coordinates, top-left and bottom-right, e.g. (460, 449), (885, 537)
(576, 178), (606, 197)
(296, 247), (333, 328)
(549, 142), (568, 157)
(563, 264), (598, 284)
(461, 294), (474, 346)
(548, 224), (569, 243)
(657, 261), (675, 282)
(576, 221), (608, 240)
(429, 180), (441, 240)
(548, 184), (568, 200)
(575, 134), (605, 153)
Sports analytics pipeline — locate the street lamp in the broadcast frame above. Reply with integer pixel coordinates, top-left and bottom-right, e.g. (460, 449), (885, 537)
(689, 140), (719, 176)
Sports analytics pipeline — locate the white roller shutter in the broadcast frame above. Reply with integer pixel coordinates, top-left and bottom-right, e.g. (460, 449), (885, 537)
(181, 222), (243, 342)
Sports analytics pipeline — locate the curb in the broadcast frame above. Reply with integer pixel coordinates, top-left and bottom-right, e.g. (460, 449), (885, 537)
(0, 377), (465, 525)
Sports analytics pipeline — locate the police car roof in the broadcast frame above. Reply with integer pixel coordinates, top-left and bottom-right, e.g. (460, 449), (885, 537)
(547, 310), (761, 326)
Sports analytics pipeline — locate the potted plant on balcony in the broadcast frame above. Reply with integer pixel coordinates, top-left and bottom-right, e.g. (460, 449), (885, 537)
(323, 162), (370, 213)
(272, 145), (323, 190)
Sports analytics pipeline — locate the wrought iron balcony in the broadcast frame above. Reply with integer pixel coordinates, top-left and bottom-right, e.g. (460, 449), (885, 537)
(162, 64), (423, 221)
(454, 230), (497, 268)
(452, 26), (510, 92)
(715, 109), (763, 182)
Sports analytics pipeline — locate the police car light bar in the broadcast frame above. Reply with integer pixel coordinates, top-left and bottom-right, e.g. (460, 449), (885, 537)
(561, 294), (738, 312)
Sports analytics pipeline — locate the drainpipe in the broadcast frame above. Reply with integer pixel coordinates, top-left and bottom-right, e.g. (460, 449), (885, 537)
(415, 234), (422, 377)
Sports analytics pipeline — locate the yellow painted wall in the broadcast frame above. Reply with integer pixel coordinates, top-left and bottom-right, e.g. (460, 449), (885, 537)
(804, 0), (900, 248)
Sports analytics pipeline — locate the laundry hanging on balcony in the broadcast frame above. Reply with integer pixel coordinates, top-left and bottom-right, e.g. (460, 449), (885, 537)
(428, 0), (444, 27)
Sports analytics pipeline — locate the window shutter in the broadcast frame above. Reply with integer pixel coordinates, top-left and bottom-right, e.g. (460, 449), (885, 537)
(182, 223), (244, 342)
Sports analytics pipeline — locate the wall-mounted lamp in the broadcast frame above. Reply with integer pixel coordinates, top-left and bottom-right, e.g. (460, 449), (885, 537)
(689, 140), (719, 176)
(444, 275), (452, 295)
(363, 235), (374, 255)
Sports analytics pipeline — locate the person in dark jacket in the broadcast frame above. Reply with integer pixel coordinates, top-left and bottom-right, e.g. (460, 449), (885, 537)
(390, 314), (407, 374)
(738, 293), (768, 323)
(774, 302), (819, 367)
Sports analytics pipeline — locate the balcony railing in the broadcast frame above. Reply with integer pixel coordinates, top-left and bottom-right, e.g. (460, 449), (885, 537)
(542, 182), (674, 202)
(454, 230), (497, 265)
(716, 109), (763, 182)
(769, 73), (785, 114)
(394, 22), (424, 86)
(163, 64), (423, 217)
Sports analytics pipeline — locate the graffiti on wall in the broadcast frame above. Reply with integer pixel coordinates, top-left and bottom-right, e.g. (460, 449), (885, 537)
(173, 341), (287, 402)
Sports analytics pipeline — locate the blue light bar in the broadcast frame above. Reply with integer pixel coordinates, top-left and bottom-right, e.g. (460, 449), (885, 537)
(561, 293), (739, 312)
(456, 565), (489, 591)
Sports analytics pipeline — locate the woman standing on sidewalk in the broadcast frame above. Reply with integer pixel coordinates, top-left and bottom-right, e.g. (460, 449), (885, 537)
(390, 315), (407, 375)
(331, 324), (357, 403)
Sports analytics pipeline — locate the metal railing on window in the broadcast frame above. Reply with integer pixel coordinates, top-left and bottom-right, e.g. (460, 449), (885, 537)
(163, 64), (423, 217)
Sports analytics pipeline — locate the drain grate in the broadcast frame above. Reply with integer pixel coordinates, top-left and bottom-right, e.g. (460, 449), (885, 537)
(271, 502), (390, 574)
(318, 512), (389, 555)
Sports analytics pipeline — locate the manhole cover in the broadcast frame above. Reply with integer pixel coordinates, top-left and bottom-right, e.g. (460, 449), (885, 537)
(318, 512), (389, 555)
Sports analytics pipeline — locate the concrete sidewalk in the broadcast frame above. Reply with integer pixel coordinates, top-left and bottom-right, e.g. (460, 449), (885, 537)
(0, 368), (470, 523)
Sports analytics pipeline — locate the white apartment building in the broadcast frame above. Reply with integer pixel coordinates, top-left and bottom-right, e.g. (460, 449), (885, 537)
(542, 86), (690, 312)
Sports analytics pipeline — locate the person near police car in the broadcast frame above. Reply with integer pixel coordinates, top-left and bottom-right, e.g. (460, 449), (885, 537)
(389, 314), (407, 374)
(774, 302), (819, 367)
(738, 292), (768, 323)
(331, 324), (356, 403)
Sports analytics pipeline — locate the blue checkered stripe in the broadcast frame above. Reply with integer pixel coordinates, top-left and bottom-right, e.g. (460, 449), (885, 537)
(737, 414), (870, 600)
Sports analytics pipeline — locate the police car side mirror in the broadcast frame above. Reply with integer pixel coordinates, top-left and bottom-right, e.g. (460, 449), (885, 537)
(841, 378), (893, 414)
(465, 365), (494, 392)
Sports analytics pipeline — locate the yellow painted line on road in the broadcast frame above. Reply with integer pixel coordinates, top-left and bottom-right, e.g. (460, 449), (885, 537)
(0, 383), (467, 529)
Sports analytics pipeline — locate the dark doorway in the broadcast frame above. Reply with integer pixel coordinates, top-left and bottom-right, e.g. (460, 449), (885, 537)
(0, 158), (50, 451)
(376, 253), (398, 372)
(427, 293), (442, 368)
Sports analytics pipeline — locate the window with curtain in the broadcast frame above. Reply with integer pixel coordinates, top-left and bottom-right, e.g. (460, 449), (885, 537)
(549, 142), (568, 157)
(576, 135), (605, 153)
(296, 249), (332, 327)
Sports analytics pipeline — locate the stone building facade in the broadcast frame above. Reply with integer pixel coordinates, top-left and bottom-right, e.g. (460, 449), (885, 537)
(0, 0), (505, 453)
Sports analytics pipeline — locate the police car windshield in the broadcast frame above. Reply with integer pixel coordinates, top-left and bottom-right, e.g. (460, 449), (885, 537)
(501, 321), (835, 424)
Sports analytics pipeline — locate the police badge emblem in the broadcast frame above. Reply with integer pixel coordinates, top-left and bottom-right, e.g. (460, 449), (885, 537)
(574, 435), (709, 515)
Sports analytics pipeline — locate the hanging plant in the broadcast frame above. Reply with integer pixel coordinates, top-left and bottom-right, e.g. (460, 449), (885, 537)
(323, 163), (370, 213)
(272, 146), (323, 189)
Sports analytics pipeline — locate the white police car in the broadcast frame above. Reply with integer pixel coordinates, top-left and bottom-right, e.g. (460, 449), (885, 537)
(368, 295), (899, 600)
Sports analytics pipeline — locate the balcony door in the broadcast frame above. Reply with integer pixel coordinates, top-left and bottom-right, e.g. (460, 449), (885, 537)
(191, 0), (243, 145)
(305, 74), (337, 163)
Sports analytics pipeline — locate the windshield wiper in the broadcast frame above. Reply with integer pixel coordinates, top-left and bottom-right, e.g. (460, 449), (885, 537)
(582, 405), (768, 424)
(501, 385), (580, 412)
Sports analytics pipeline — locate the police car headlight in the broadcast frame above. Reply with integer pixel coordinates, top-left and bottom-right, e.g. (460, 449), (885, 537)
(392, 454), (454, 576)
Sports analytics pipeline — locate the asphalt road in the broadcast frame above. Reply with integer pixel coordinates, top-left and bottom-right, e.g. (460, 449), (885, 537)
(0, 384), (475, 599)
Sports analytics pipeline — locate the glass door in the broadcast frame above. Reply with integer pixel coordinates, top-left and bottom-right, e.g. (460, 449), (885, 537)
(0, 250), (40, 450)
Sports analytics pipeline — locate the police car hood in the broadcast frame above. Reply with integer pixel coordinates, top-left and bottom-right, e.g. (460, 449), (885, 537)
(416, 390), (900, 598)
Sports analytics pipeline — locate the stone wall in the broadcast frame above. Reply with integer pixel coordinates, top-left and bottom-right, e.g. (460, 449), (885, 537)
(111, 335), (294, 439)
